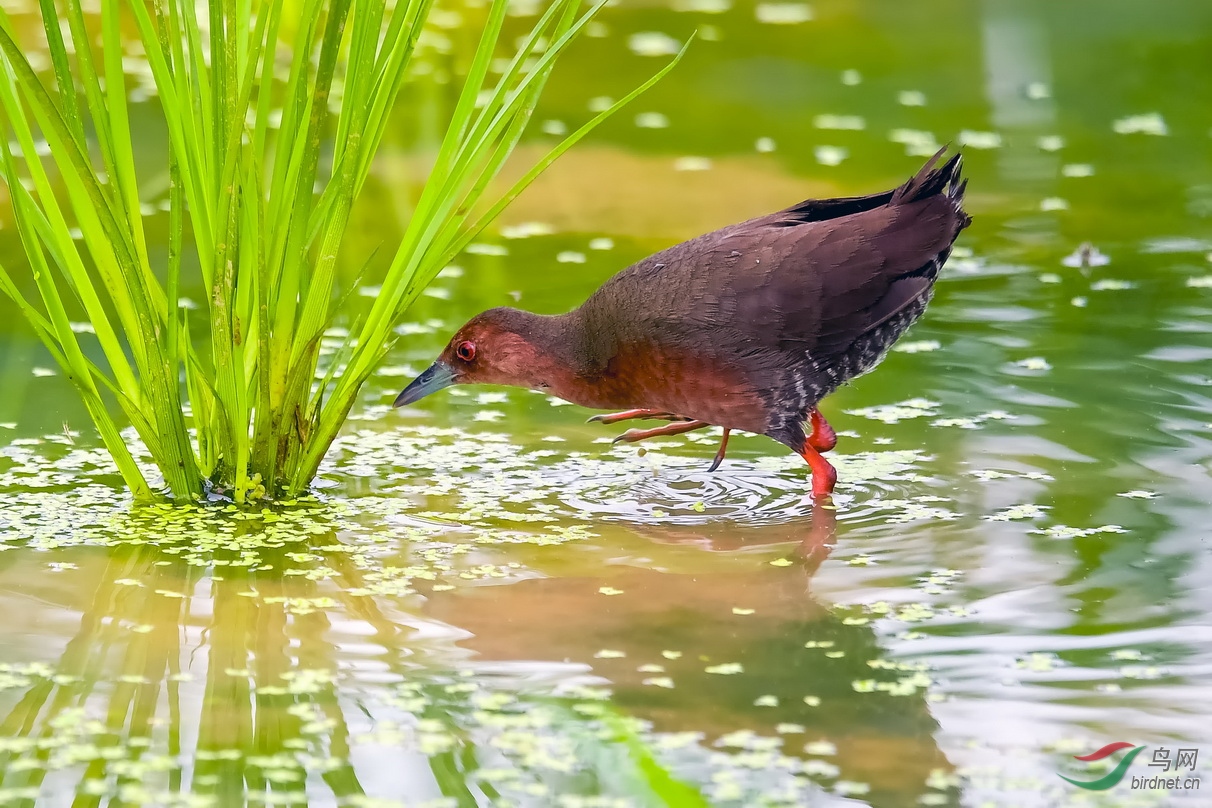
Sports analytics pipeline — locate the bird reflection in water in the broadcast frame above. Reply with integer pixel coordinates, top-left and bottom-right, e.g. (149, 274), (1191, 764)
(427, 501), (959, 806)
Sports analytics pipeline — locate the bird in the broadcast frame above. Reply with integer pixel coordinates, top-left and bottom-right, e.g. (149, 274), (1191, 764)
(394, 148), (970, 498)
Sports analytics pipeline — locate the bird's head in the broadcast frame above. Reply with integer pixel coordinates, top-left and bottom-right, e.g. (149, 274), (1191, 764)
(393, 307), (575, 407)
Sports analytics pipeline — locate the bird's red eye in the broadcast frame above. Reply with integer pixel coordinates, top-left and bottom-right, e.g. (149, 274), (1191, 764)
(455, 340), (476, 362)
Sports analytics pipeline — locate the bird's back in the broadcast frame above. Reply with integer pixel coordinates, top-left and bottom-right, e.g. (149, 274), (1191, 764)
(574, 149), (970, 442)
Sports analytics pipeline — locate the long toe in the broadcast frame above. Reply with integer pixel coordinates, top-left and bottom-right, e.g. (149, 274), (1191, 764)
(589, 409), (676, 425)
(612, 420), (710, 444)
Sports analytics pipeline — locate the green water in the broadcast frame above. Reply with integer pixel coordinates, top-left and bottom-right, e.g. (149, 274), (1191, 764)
(2, 0), (1212, 805)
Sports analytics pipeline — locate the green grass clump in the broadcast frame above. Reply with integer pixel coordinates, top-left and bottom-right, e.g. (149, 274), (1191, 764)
(0, 0), (681, 503)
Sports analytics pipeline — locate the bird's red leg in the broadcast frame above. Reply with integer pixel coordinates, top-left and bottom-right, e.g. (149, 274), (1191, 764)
(588, 409), (681, 425)
(707, 429), (731, 472)
(799, 440), (837, 499)
(808, 407), (837, 453)
(612, 420), (710, 444)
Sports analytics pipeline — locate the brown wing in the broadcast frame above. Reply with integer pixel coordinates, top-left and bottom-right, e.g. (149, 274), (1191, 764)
(725, 193), (964, 359)
(576, 150), (970, 436)
(718, 150), (966, 349)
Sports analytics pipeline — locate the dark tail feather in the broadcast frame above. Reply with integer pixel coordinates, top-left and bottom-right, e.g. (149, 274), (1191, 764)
(778, 146), (970, 228)
(950, 177), (972, 228)
(892, 147), (969, 228)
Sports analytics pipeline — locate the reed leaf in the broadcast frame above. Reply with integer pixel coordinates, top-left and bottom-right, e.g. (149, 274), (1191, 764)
(0, 0), (683, 503)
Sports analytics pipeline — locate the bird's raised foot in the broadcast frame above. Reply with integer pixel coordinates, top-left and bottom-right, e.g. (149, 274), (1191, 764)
(612, 420), (710, 445)
(588, 409), (685, 425)
(808, 408), (837, 453)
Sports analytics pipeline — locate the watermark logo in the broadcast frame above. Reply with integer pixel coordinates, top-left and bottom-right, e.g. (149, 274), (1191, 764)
(1059, 742), (1145, 791)
(1059, 743), (1200, 792)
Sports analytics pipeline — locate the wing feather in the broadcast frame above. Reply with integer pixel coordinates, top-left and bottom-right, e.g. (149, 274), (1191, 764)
(577, 150), (970, 404)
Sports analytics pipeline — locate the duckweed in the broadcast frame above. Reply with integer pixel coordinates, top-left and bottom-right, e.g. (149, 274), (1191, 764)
(705, 663), (744, 675)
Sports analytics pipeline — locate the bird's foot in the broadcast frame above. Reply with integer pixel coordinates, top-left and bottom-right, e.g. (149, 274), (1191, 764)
(808, 408), (837, 453)
(588, 409), (685, 425)
(707, 428), (731, 472)
(799, 441), (837, 499)
(612, 420), (709, 444)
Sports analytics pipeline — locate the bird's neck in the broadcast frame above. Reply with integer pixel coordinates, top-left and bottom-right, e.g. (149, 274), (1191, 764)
(497, 309), (599, 396)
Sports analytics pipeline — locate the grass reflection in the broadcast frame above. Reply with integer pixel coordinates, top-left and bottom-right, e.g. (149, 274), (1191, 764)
(0, 512), (713, 806)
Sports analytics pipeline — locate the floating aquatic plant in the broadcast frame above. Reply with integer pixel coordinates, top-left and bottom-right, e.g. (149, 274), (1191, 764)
(0, 0), (683, 503)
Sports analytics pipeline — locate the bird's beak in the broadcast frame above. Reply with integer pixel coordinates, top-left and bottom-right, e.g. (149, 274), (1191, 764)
(393, 360), (457, 407)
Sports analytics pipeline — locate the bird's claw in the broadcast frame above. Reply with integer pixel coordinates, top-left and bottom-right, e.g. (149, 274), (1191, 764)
(707, 428), (731, 472)
(588, 409), (678, 425)
(611, 420), (710, 445)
